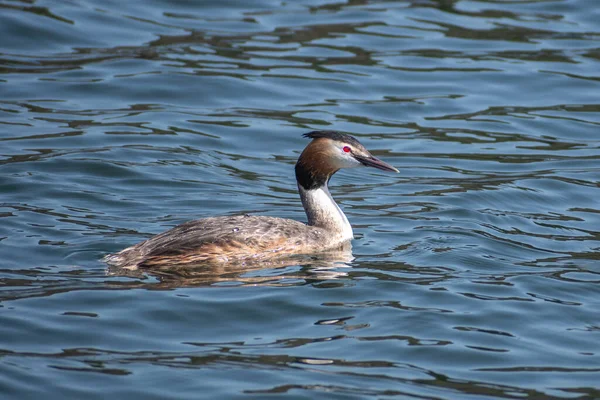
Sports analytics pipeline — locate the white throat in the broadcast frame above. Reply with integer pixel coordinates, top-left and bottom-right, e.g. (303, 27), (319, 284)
(298, 183), (353, 241)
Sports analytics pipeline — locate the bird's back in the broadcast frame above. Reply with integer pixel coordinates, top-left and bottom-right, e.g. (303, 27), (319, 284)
(104, 215), (341, 269)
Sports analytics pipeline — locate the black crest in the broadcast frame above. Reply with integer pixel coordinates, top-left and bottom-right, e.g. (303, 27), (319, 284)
(303, 131), (362, 147)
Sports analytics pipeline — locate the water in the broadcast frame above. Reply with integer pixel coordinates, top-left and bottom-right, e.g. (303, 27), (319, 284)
(1, 0), (599, 398)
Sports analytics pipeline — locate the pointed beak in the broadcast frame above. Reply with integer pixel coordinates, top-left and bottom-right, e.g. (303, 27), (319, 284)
(354, 154), (399, 173)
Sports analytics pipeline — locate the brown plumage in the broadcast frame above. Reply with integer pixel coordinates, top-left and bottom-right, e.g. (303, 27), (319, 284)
(106, 215), (324, 269)
(104, 131), (398, 269)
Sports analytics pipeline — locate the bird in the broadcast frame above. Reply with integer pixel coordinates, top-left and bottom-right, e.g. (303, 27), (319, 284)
(103, 131), (398, 269)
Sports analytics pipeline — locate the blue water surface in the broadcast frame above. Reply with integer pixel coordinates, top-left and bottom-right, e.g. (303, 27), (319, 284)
(1, 0), (599, 399)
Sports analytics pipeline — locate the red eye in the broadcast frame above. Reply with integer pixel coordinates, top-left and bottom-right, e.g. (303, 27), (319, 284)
(343, 146), (351, 153)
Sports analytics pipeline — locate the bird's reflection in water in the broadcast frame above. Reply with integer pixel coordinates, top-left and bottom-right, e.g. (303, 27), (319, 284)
(106, 243), (354, 288)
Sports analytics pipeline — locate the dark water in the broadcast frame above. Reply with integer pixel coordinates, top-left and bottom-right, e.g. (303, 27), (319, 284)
(1, 0), (599, 398)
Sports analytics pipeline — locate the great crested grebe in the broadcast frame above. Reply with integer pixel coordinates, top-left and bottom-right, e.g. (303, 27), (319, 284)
(104, 131), (398, 269)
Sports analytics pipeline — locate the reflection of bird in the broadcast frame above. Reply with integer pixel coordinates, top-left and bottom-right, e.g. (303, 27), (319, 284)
(104, 131), (398, 269)
(107, 250), (355, 288)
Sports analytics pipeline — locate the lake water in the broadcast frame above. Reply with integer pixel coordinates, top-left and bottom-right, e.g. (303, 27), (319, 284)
(1, 0), (599, 398)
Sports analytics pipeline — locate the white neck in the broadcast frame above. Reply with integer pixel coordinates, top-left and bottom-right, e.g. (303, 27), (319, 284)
(298, 183), (353, 241)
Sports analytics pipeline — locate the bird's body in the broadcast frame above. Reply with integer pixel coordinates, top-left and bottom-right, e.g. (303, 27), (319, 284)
(104, 131), (397, 269)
